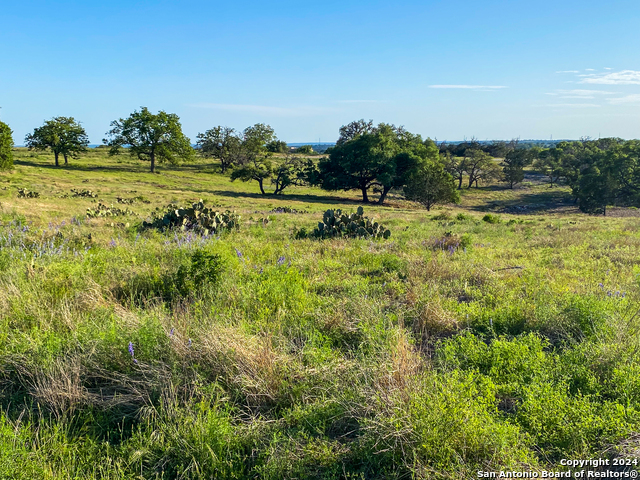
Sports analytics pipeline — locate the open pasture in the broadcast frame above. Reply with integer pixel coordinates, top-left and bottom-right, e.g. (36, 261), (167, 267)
(1, 150), (640, 479)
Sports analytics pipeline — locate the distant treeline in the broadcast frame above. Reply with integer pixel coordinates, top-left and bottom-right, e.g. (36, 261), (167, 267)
(2, 111), (639, 214)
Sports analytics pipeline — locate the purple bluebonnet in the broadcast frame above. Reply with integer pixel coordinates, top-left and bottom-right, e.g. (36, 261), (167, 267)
(277, 255), (285, 266)
(109, 239), (117, 248)
(128, 342), (138, 363)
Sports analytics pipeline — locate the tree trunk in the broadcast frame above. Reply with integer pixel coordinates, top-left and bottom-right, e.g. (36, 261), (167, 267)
(361, 186), (369, 203)
(54, 151), (59, 167)
(258, 178), (266, 195)
(64, 154), (68, 165)
(377, 185), (392, 205)
(150, 153), (156, 173)
(458, 176), (463, 189)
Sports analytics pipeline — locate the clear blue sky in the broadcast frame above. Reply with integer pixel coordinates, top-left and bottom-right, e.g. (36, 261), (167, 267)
(2, 0), (640, 143)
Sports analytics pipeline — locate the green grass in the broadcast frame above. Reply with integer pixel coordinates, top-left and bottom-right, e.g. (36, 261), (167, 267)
(1, 149), (640, 478)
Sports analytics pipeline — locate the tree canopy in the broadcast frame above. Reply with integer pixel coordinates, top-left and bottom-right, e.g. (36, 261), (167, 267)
(196, 126), (242, 173)
(318, 121), (436, 204)
(25, 117), (89, 166)
(403, 159), (459, 210)
(0, 121), (13, 170)
(533, 138), (640, 215)
(229, 123), (310, 195)
(104, 107), (194, 173)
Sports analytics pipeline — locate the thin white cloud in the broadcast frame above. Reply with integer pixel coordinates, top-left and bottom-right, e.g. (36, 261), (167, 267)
(335, 100), (383, 104)
(580, 70), (640, 85)
(608, 94), (640, 105)
(429, 85), (507, 90)
(556, 70), (580, 74)
(585, 68), (596, 72)
(539, 103), (601, 108)
(545, 89), (615, 99)
(604, 67), (612, 70)
(187, 103), (335, 116)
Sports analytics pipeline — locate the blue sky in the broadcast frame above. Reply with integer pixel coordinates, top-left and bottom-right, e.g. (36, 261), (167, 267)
(2, 0), (640, 143)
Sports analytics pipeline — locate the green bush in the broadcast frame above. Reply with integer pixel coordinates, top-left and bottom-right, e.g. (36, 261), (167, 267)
(115, 249), (224, 305)
(482, 213), (501, 224)
(0, 121), (13, 170)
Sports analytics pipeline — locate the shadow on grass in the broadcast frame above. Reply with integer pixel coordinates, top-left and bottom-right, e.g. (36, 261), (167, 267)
(465, 189), (576, 213)
(208, 189), (369, 207)
(15, 159), (153, 174)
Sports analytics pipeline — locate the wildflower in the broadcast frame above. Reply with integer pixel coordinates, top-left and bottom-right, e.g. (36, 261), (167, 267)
(128, 342), (137, 363)
(598, 283), (604, 288)
(188, 338), (192, 348)
(169, 328), (174, 337)
(109, 239), (117, 248)
(277, 255), (285, 266)
(235, 248), (243, 259)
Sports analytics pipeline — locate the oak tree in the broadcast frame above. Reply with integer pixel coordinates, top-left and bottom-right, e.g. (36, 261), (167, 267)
(104, 107), (194, 173)
(25, 117), (89, 166)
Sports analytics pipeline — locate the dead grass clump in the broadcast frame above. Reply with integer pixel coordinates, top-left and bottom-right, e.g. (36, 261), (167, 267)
(12, 352), (172, 423)
(408, 301), (459, 355)
(29, 356), (88, 419)
(189, 327), (298, 410)
(376, 329), (423, 403)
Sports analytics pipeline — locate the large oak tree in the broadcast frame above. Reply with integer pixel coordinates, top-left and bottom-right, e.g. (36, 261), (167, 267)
(25, 117), (89, 166)
(104, 107), (194, 173)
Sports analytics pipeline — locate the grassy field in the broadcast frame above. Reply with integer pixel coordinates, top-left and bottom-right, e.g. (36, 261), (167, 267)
(1, 149), (640, 479)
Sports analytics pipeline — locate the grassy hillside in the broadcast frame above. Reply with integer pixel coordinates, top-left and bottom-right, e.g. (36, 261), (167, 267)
(1, 150), (640, 479)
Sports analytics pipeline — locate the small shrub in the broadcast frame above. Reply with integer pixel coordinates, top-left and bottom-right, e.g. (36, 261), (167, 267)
(116, 250), (225, 305)
(429, 232), (472, 252)
(431, 212), (452, 221)
(482, 214), (501, 224)
(174, 250), (224, 298)
(455, 213), (472, 221)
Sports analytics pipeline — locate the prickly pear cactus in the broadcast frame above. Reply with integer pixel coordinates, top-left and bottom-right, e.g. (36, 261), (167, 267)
(86, 203), (134, 218)
(17, 188), (40, 198)
(309, 207), (390, 239)
(144, 199), (240, 235)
